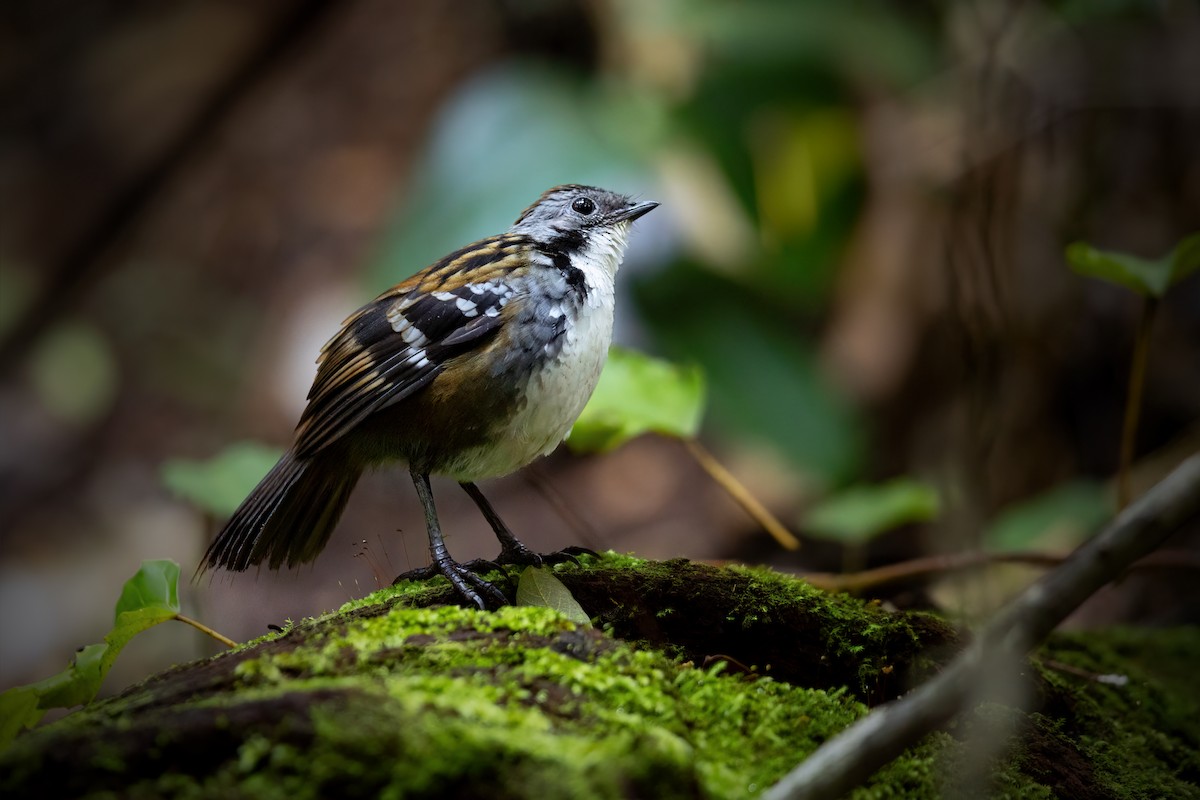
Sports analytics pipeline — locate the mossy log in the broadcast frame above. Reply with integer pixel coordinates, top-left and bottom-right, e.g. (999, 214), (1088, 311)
(2, 555), (1197, 799)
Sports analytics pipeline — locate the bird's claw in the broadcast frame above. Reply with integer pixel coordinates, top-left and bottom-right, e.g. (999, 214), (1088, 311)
(392, 559), (509, 609)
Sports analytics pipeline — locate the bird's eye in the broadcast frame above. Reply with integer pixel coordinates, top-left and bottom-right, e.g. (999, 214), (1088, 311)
(571, 197), (596, 215)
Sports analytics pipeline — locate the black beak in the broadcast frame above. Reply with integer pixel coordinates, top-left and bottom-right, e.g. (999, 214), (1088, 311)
(611, 201), (659, 223)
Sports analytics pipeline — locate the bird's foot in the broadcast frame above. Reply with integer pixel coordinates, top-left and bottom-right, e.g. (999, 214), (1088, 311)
(391, 557), (509, 609)
(493, 543), (599, 569)
(391, 547), (599, 606)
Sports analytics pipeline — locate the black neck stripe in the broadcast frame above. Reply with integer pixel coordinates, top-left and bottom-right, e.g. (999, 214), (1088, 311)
(552, 251), (588, 298)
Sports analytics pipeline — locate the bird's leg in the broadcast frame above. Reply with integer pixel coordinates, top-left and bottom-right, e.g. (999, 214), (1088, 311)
(460, 482), (598, 567)
(392, 472), (508, 609)
(459, 481), (540, 566)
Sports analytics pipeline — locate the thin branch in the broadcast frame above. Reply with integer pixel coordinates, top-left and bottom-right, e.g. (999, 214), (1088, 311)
(801, 547), (1200, 594)
(683, 438), (801, 550)
(0, 0), (340, 376)
(762, 454), (1200, 800)
(175, 614), (237, 649)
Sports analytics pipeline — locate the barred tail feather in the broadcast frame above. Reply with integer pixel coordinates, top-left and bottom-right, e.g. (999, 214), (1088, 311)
(199, 448), (361, 574)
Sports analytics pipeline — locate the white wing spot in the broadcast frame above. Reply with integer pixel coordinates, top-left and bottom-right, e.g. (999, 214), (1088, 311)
(432, 291), (457, 302)
(455, 297), (479, 317)
(401, 325), (427, 344)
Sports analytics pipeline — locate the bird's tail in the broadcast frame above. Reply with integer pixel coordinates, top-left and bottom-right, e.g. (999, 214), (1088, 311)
(197, 448), (362, 575)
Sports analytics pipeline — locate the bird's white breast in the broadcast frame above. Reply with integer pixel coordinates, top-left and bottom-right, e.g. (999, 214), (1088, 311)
(447, 225), (627, 480)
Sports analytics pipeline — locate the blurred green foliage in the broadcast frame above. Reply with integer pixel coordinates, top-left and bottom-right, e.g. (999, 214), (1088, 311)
(28, 321), (117, 425)
(802, 478), (939, 545)
(162, 442), (282, 518)
(985, 481), (1112, 552)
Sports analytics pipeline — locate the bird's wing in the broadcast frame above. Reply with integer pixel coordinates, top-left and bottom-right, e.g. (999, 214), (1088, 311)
(293, 235), (530, 458)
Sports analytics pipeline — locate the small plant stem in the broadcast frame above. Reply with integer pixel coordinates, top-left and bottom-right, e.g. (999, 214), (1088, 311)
(1118, 297), (1158, 509)
(175, 614), (237, 648)
(683, 438), (801, 550)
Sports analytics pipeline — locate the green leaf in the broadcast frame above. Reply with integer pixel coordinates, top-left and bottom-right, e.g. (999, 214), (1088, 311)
(516, 568), (591, 627)
(0, 687), (43, 745)
(985, 481), (1111, 552)
(0, 560), (184, 749)
(567, 347), (706, 454)
(803, 478), (939, 544)
(1066, 233), (1200, 298)
(161, 441), (282, 517)
(114, 559), (180, 619)
(32, 643), (110, 710)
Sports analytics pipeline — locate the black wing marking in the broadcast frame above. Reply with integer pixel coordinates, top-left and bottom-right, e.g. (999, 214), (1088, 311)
(293, 280), (512, 458)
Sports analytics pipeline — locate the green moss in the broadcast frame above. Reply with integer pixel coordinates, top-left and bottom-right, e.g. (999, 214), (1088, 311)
(13, 600), (939, 799)
(1037, 627), (1200, 800)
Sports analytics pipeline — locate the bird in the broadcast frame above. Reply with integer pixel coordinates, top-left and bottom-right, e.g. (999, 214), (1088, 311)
(199, 184), (658, 608)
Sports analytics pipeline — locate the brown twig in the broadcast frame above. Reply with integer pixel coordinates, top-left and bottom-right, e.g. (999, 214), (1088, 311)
(683, 438), (801, 550)
(800, 548), (1200, 594)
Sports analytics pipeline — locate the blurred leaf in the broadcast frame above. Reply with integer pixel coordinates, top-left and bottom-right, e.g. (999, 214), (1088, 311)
(567, 347), (705, 454)
(516, 568), (591, 627)
(743, 109), (863, 308)
(1066, 234), (1199, 298)
(0, 560), (183, 749)
(803, 478), (939, 544)
(162, 442), (282, 518)
(28, 321), (118, 424)
(751, 109), (860, 242)
(986, 481), (1111, 552)
(372, 64), (656, 289)
(635, 265), (863, 484)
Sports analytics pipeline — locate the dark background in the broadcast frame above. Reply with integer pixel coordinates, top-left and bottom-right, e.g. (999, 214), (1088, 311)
(1, 0), (1197, 697)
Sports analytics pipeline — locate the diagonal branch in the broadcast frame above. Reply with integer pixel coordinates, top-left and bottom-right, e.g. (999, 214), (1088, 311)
(763, 453), (1200, 800)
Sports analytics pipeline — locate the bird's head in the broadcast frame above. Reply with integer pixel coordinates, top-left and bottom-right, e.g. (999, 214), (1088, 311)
(510, 185), (658, 254)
